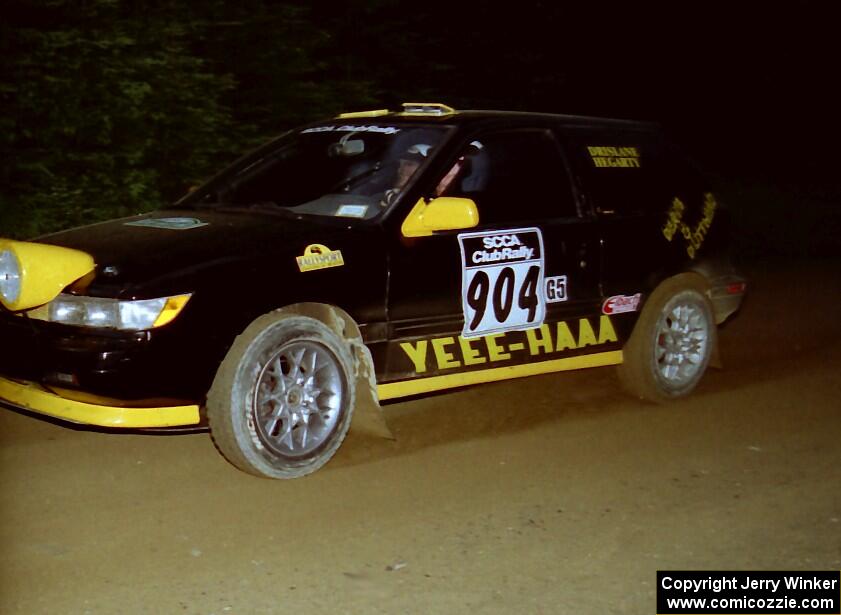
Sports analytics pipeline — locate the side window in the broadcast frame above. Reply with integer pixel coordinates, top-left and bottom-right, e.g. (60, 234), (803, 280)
(567, 132), (672, 216)
(435, 129), (577, 223)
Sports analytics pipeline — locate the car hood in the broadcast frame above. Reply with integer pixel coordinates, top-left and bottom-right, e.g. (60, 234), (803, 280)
(40, 209), (357, 298)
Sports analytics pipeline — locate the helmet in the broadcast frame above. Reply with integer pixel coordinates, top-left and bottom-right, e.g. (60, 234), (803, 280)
(403, 143), (432, 162)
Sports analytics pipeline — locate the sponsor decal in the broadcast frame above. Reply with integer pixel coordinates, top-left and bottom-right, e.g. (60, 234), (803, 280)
(587, 146), (641, 168)
(301, 125), (401, 135)
(602, 293), (641, 315)
(335, 204), (368, 218)
(545, 275), (568, 303)
(296, 244), (344, 272)
(663, 193), (717, 259)
(458, 228), (545, 338)
(398, 315), (619, 374)
(124, 217), (208, 230)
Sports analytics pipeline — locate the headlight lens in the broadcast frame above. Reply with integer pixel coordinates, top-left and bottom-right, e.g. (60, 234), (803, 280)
(29, 293), (191, 331)
(0, 249), (21, 304)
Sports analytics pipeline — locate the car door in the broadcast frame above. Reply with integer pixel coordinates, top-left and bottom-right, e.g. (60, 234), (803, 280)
(381, 127), (620, 398)
(562, 127), (682, 296)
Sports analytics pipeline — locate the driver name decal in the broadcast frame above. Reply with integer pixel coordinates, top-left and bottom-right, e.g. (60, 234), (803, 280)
(458, 228), (545, 338)
(587, 146), (641, 168)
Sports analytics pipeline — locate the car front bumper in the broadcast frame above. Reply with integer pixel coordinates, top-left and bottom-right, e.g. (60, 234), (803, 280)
(0, 307), (221, 401)
(0, 376), (201, 428)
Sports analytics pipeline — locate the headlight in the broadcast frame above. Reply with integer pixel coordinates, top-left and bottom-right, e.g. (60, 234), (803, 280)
(27, 293), (192, 331)
(0, 249), (21, 305)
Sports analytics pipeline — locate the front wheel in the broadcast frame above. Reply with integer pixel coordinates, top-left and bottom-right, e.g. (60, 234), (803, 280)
(618, 275), (716, 402)
(207, 314), (355, 478)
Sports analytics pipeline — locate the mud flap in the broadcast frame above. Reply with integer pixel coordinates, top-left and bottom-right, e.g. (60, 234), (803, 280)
(348, 337), (394, 440)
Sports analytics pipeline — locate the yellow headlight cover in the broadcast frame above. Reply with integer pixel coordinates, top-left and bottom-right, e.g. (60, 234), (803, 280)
(0, 239), (96, 311)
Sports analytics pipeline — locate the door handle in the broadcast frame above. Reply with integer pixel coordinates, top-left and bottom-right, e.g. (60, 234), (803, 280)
(578, 245), (588, 269)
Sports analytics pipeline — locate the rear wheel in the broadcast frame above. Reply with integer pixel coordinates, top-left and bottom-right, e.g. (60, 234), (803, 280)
(618, 275), (715, 402)
(208, 314), (355, 478)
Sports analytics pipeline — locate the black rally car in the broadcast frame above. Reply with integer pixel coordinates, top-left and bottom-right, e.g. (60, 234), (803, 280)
(0, 103), (745, 478)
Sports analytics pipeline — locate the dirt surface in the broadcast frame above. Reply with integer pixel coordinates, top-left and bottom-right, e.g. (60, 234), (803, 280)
(2, 260), (840, 614)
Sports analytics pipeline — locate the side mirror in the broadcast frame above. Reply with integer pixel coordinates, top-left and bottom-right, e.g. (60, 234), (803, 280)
(401, 197), (480, 237)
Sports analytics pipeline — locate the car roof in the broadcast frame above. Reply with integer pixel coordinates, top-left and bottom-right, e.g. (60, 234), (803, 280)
(329, 104), (660, 133)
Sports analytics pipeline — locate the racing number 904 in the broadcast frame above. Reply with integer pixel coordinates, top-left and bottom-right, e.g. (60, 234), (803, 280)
(459, 227), (546, 338)
(466, 265), (540, 332)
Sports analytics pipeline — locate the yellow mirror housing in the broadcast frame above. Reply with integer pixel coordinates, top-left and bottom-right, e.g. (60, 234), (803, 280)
(0, 239), (96, 311)
(401, 197), (480, 237)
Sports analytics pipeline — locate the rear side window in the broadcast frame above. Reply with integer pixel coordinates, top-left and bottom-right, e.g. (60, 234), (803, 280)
(435, 129), (578, 223)
(565, 130), (705, 216)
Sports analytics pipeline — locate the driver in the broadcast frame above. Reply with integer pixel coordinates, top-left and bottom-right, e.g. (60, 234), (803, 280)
(381, 143), (431, 207)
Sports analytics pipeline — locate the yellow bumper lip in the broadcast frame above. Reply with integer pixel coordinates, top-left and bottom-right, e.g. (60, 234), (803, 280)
(0, 376), (201, 428)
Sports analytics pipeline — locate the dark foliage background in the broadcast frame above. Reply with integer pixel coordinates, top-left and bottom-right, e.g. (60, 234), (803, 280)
(1, 0), (838, 241)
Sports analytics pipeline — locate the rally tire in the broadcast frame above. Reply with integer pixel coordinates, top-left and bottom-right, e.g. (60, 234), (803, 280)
(207, 313), (355, 479)
(618, 274), (716, 402)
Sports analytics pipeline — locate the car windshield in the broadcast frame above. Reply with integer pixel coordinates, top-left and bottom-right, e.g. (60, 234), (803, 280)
(178, 123), (451, 221)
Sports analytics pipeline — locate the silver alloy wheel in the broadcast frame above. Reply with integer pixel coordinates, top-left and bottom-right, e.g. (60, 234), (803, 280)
(654, 299), (710, 388)
(618, 276), (716, 402)
(253, 341), (343, 458)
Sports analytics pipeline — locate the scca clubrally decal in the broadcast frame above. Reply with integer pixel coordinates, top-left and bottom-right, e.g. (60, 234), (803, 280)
(458, 228), (545, 339)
